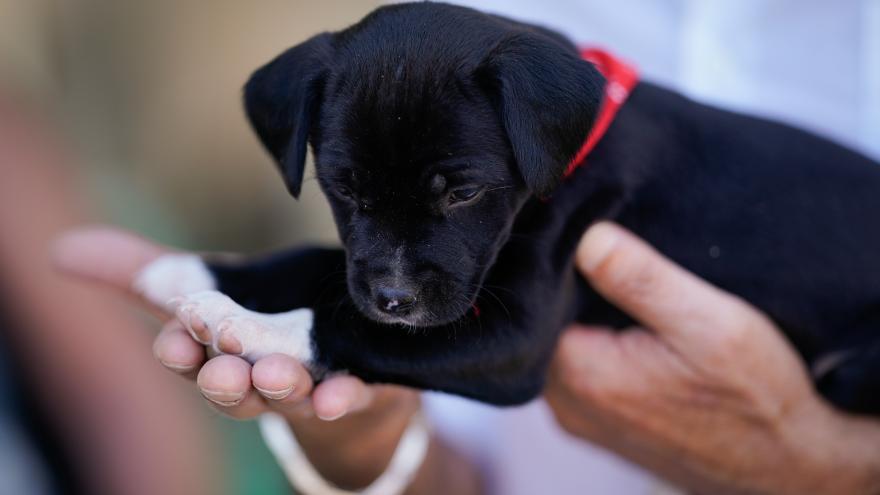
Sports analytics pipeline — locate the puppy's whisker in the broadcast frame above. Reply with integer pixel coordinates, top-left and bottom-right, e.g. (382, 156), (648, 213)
(485, 185), (515, 193)
(474, 284), (512, 325)
(481, 283), (518, 298)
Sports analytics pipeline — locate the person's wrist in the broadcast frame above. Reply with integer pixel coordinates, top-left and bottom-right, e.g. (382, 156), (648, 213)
(813, 405), (880, 495)
(782, 398), (880, 495)
(287, 391), (422, 490)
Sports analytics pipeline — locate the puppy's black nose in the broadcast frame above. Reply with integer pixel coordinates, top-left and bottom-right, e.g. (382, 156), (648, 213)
(376, 288), (416, 315)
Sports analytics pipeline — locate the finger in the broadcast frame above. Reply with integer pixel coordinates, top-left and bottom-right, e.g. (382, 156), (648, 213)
(551, 324), (622, 377)
(197, 355), (266, 419)
(52, 227), (172, 312)
(576, 222), (761, 341)
(52, 227), (169, 291)
(251, 354), (314, 407)
(545, 328), (620, 444)
(549, 324), (688, 402)
(153, 320), (206, 379)
(544, 382), (606, 441)
(311, 375), (375, 421)
(547, 325), (638, 401)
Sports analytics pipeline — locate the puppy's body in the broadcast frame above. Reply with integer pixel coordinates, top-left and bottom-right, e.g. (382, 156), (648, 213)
(157, 3), (880, 413)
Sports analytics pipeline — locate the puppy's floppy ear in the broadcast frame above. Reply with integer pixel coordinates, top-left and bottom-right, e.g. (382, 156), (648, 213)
(477, 34), (605, 196)
(244, 33), (334, 198)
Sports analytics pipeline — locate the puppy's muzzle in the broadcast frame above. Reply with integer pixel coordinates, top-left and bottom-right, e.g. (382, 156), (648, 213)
(375, 287), (416, 315)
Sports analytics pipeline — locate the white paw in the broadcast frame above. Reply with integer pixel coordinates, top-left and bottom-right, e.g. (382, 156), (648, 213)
(133, 254), (216, 311)
(171, 290), (314, 364)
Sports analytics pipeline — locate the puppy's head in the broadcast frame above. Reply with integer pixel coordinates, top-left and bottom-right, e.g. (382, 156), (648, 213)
(244, 3), (604, 326)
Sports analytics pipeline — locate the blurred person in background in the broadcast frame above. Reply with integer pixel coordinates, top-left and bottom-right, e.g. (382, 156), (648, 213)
(0, 96), (221, 495)
(0, 0), (361, 493)
(0, 1), (228, 494)
(37, 0), (880, 494)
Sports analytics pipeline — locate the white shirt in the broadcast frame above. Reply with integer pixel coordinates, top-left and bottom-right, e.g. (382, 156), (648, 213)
(437, 0), (880, 160)
(419, 1), (880, 494)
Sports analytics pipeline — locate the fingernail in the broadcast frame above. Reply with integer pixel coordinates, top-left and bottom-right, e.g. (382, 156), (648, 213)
(255, 385), (294, 401)
(158, 359), (196, 373)
(189, 314), (212, 343)
(317, 410), (347, 421)
(201, 389), (245, 406)
(578, 222), (620, 274)
(217, 333), (243, 355)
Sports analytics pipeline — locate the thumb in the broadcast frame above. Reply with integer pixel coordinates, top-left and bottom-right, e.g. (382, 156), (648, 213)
(575, 222), (757, 347)
(550, 324), (628, 391)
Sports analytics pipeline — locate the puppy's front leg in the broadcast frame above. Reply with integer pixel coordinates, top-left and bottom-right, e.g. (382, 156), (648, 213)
(133, 247), (345, 371)
(134, 246), (347, 314)
(133, 253), (218, 312)
(132, 246), (566, 404)
(170, 291), (315, 366)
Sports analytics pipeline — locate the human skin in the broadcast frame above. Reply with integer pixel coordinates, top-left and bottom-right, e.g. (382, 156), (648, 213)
(54, 222), (880, 494)
(53, 227), (482, 494)
(546, 222), (880, 495)
(0, 100), (220, 495)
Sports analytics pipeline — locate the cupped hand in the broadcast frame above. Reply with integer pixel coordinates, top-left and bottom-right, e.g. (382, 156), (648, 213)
(53, 227), (420, 489)
(546, 222), (880, 495)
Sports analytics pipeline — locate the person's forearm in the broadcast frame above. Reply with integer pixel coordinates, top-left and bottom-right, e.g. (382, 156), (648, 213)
(406, 436), (484, 495)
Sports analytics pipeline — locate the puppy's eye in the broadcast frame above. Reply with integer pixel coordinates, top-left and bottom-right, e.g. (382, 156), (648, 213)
(448, 186), (484, 206)
(337, 185), (354, 199)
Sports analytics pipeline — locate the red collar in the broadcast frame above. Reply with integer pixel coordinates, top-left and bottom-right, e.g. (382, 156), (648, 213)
(563, 48), (639, 177)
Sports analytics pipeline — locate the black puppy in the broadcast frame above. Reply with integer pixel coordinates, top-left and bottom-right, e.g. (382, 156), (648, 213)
(137, 2), (880, 414)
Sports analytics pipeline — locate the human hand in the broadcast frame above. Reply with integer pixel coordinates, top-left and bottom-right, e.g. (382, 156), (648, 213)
(546, 222), (880, 495)
(52, 227), (420, 490)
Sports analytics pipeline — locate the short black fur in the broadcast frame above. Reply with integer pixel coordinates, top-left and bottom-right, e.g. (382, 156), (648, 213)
(216, 2), (880, 413)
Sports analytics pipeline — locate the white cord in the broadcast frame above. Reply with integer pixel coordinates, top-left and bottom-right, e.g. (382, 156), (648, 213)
(258, 411), (431, 495)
